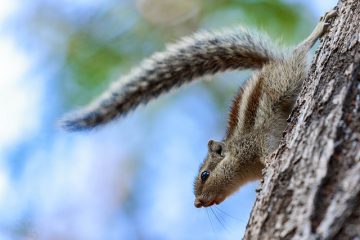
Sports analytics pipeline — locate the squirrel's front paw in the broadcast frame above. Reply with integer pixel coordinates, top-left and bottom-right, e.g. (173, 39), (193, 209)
(320, 9), (337, 33)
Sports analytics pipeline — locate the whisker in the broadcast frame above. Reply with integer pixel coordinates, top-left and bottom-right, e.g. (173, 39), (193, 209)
(210, 206), (228, 232)
(214, 205), (243, 222)
(212, 207), (228, 225)
(206, 208), (216, 234)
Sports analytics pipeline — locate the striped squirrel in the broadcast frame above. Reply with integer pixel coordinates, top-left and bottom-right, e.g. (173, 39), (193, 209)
(60, 10), (337, 208)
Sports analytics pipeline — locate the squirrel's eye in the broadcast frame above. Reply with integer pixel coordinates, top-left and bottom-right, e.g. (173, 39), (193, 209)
(201, 171), (210, 183)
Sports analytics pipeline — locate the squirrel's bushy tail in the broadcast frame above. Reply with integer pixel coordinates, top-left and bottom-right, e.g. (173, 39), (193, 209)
(60, 28), (279, 131)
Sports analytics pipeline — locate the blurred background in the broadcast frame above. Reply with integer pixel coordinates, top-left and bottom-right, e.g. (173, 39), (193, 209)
(0, 0), (337, 239)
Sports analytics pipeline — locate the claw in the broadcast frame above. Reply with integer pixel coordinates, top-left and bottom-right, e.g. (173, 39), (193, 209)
(321, 9), (337, 22)
(323, 22), (331, 32)
(319, 9), (337, 35)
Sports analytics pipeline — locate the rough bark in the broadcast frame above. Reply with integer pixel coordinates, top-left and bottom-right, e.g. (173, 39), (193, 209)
(244, 1), (360, 239)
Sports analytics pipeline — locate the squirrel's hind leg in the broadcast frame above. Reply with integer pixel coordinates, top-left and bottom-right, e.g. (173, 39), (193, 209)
(294, 9), (337, 54)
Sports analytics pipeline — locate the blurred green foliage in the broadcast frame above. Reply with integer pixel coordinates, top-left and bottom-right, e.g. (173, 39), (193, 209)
(18, 0), (315, 109)
(203, 0), (307, 38)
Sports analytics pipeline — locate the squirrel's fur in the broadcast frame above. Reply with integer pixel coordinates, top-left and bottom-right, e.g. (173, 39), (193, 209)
(60, 28), (278, 130)
(60, 10), (337, 208)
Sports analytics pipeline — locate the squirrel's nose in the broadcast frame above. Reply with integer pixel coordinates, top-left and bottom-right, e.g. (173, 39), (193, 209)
(194, 198), (203, 208)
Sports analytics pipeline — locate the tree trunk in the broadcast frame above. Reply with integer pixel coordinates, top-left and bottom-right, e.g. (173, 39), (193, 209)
(244, 1), (360, 239)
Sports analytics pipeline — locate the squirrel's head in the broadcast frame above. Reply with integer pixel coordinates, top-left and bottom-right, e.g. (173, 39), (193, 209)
(193, 139), (238, 208)
(193, 137), (264, 208)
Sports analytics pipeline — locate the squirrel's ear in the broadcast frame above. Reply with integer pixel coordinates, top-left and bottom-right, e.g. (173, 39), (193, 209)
(208, 140), (225, 156)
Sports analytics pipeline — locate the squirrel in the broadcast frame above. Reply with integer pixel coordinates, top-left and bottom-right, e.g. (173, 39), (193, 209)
(60, 10), (337, 208)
